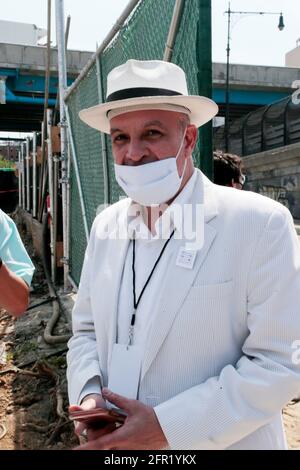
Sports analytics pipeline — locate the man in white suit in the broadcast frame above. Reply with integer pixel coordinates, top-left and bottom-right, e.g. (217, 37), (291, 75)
(67, 59), (300, 450)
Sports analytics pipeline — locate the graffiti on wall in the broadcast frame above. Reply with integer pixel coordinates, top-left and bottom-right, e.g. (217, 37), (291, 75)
(246, 175), (297, 213)
(256, 185), (294, 210)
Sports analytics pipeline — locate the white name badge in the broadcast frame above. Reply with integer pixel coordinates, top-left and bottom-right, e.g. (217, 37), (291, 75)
(176, 247), (197, 269)
(107, 343), (142, 404)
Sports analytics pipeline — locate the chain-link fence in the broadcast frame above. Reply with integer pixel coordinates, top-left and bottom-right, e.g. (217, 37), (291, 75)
(214, 94), (300, 157)
(65, 0), (211, 285)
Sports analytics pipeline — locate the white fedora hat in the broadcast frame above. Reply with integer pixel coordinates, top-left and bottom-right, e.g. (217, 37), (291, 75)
(79, 59), (218, 134)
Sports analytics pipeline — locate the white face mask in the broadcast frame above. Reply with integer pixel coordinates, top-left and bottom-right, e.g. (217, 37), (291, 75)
(114, 132), (187, 206)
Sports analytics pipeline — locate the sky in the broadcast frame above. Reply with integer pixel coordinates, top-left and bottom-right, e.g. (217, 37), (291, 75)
(0, 0), (299, 138)
(213, 0), (299, 66)
(0, 0), (298, 65)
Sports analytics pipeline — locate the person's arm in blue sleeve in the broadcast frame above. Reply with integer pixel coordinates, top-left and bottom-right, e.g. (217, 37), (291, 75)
(0, 210), (35, 317)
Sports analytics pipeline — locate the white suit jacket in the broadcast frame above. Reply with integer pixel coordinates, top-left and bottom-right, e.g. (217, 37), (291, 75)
(67, 169), (300, 450)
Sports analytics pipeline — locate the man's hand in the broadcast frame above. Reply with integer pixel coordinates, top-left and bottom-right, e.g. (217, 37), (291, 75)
(74, 388), (168, 450)
(69, 393), (115, 441)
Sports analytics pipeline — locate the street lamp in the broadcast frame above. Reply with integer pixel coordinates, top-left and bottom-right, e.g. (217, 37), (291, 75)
(224, 3), (285, 152)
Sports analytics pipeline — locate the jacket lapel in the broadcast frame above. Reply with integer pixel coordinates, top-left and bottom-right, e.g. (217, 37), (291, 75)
(141, 171), (219, 380)
(95, 203), (131, 366)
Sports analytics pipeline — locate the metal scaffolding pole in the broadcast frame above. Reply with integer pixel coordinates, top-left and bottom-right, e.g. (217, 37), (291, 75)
(163, 0), (185, 61)
(18, 150), (22, 208)
(64, 0), (140, 102)
(55, 0), (69, 289)
(21, 143), (25, 210)
(26, 138), (30, 212)
(47, 109), (56, 284)
(96, 53), (109, 205)
(38, 0), (52, 221)
(66, 130), (71, 278)
(32, 132), (37, 218)
(65, 104), (89, 243)
(53, 151), (58, 282)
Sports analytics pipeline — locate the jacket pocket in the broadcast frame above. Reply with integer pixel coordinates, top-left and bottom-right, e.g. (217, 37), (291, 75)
(188, 280), (233, 300)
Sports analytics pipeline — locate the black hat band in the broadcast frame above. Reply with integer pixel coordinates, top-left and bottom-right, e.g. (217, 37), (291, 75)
(106, 87), (182, 103)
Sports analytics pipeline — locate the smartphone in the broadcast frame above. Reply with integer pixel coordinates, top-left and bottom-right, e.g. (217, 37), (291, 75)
(69, 407), (126, 425)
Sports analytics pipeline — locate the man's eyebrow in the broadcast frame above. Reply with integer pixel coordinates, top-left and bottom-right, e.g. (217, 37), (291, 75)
(144, 120), (167, 129)
(110, 120), (167, 135)
(110, 127), (122, 134)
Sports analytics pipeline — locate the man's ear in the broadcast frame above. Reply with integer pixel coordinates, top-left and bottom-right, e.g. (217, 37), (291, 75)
(185, 125), (198, 155)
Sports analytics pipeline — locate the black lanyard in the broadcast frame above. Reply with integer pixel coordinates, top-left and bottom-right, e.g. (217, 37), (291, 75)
(128, 229), (175, 345)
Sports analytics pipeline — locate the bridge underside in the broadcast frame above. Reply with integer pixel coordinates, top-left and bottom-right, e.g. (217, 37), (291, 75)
(213, 88), (291, 121)
(0, 102), (49, 132)
(0, 67), (69, 132)
(217, 103), (263, 121)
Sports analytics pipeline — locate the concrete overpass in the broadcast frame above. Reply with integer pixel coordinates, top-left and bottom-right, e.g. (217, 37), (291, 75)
(213, 62), (300, 120)
(0, 43), (92, 131)
(1, 42), (300, 132)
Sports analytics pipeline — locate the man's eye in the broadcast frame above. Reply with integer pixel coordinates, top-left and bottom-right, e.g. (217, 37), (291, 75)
(147, 130), (161, 137)
(113, 134), (127, 142)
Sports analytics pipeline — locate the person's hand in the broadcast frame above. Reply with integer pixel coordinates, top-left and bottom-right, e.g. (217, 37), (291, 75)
(69, 393), (114, 441)
(73, 388), (168, 450)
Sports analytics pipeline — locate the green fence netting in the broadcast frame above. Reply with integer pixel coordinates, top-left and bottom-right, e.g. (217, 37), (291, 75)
(66, 0), (210, 285)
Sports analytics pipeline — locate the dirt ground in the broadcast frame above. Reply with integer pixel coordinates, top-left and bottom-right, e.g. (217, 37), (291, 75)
(0, 305), (77, 450)
(0, 215), (78, 450)
(283, 402), (300, 449)
(0, 215), (300, 450)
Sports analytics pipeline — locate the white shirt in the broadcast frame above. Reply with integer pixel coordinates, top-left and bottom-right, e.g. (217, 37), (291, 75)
(117, 170), (198, 352)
